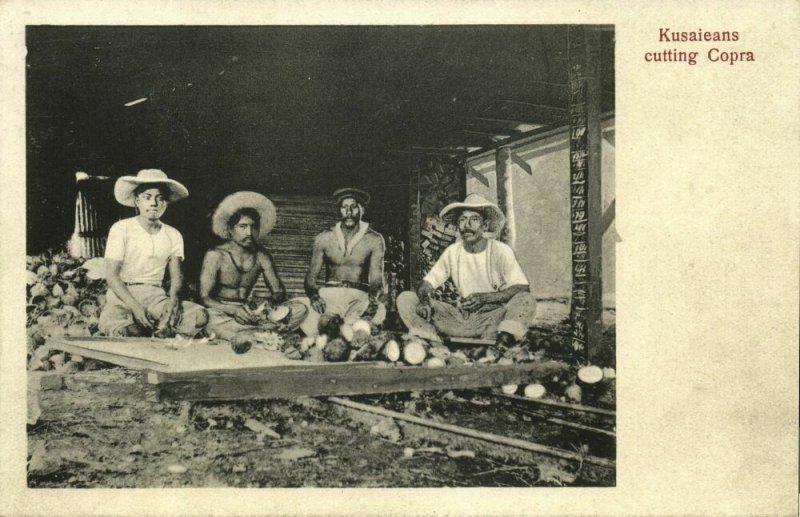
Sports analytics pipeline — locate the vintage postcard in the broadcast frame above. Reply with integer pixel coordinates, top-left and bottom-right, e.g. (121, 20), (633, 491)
(0, 1), (797, 516)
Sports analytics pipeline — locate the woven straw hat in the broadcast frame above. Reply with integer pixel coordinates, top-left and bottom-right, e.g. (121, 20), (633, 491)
(211, 191), (276, 238)
(113, 169), (189, 207)
(439, 193), (505, 233)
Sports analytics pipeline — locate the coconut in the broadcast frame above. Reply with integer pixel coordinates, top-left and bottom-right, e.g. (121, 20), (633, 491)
(61, 293), (79, 307)
(56, 361), (81, 375)
(523, 384), (546, 398)
(30, 296), (48, 311)
(314, 334), (329, 349)
(61, 305), (81, 320)
(30, 283), (49, 299)
(602, 367), (616, 379)
(429, 343), (451, 359)
(323, 338), (350, 362)
(339, 324), (354, 342)
(565, 383), (583, 403)
(27, 325), (45, 347)
(46, 296), (61, 309)
(299, 336), (316, 353)
(283, 346), (302, 360)
(49, 264), (59, 277)
(26, 271), (39, 286)
(267, 305), (291, 324)
(402, 337), (429, 365)
(501, 384), (518, 395)
(50, 353), (66, 369)
(351, 319), (372, 336)
(382, 339), (401, 362)
(448, 351), (469, 366)
(81, 257), (106, 280)
(51, 284), (64, 297)
(577, 365), (604, 384)
(36, 265), (49, 277)
(426, 357), (446, 368)
(66, 320), (91, 337)
(78, 299), (99, 317)
(304, 346), (325, 363)
(231, 334), (253, 354)
(317, 313), (343, 338)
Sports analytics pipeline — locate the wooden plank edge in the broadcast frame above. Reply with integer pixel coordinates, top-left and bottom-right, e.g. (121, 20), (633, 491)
(46, 338), (171, 371)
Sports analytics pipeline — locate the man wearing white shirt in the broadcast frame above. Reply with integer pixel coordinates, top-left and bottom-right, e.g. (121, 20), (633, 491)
(98, 169), (208, 337)
(397, 194), (536, 347)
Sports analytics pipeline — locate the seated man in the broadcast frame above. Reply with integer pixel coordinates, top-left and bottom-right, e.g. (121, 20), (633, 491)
(397, 194), (536, 347)
(99, 169), (209, 337)
(199, 191), (307, 341)
(295, 187), (386, 336)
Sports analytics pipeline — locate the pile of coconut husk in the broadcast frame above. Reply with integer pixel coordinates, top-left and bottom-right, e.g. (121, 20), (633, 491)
(26, 246), (108, 372)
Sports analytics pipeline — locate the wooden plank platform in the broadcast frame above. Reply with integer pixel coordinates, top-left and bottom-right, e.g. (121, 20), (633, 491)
(145, 360), (567, 402)
(47, 336), (567, 401)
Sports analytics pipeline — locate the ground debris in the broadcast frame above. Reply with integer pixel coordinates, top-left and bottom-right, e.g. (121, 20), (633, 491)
(244, 418), (281, 439)
(274, 447), (316, 462)
(369, 417), (402, 443)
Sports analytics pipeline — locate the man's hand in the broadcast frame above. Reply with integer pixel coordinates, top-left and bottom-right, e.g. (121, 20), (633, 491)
(416, 301), (433, 321)
(310, 294), (326, 315)
(132, 304), (155, 330)
(362, 295), (379, 321)
(233, 304), (258, 325)
(460, 292), (492, 312)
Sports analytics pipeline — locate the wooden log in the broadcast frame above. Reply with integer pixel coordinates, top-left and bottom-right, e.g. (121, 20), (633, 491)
(328, 396), (614, 468)
(495, 146), (516, 248)
(490, 391), (615, 417)
(146, 360), (568, 402)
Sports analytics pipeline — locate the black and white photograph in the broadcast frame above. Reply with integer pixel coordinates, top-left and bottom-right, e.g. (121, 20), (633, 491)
(23, 23), (616, 488)
(4, 0), (799, 514)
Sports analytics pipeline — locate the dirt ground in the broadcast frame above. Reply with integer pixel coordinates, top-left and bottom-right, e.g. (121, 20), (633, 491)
(28, 368), (614, 488)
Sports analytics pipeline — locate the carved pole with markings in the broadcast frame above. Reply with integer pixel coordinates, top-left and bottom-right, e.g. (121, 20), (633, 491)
(568, 26), (604, 361)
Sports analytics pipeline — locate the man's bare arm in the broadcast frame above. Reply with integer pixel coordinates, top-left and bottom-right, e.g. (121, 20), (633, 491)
(258, 249), (287, 303)
(304, 234), (325, 297)
(461, 284), (529, 311)
(167, 255), (183, 299)
(367, 234), (386, 301)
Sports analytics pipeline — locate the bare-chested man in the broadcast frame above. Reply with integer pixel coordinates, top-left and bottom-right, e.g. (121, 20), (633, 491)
(199, 191), (307, 341)
(296, 188), (386, 337)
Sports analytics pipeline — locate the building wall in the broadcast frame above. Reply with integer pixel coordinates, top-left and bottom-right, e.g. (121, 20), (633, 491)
(466, 118), (616, 308)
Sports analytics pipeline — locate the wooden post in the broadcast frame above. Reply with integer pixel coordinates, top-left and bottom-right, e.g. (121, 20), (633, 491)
(568, 26), (604, 361)
(495, 146), (516, 248)
(407, 158), (423, 289)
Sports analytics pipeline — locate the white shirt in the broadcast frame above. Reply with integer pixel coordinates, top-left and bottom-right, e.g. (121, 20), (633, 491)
(423, 239), (529, 298)
(104, 217), (184, 285)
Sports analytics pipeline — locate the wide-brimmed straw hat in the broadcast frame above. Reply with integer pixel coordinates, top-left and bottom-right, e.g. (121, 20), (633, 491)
(211, 191), (276, 239)
(440, 193), (506, 233)
(113, 169), (189, 207)
(333, 187), (370, 207)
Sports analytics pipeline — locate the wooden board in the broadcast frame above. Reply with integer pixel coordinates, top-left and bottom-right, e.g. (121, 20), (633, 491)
(47, 336), (310, 373)
(146, 360), (567, 402)
(47, 336), (567, 401)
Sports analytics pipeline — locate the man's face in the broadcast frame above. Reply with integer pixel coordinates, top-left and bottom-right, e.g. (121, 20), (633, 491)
(134, 188), (168, 221)
(457, 209), (486, 244)
(339, 197), (362, 229)
(230, 215), (259, 249)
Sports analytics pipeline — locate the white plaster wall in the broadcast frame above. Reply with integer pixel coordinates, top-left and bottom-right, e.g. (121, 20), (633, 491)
(466, 119), (616, 308)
